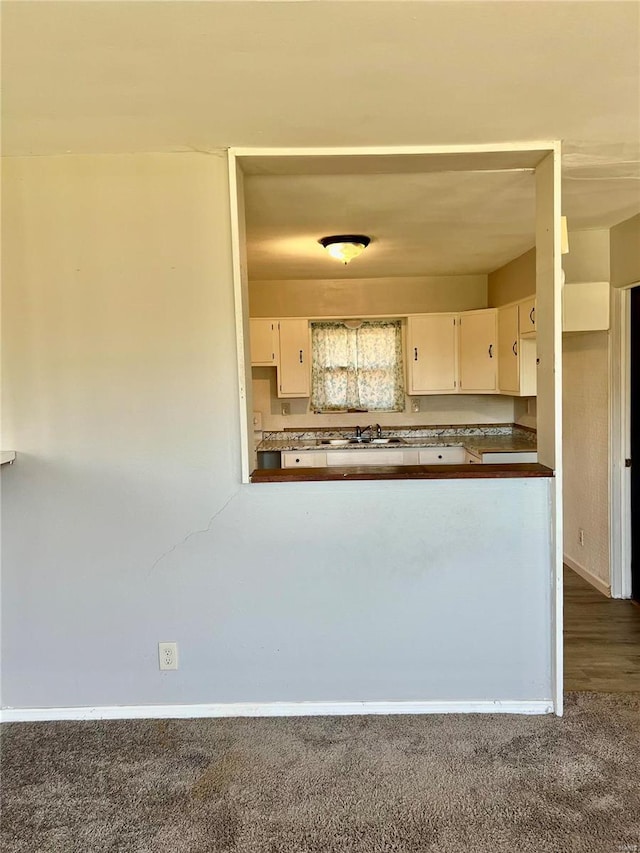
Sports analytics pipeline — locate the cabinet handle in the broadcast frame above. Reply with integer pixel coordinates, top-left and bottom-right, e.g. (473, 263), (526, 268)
(488, 344), (493, 358)
(299, 350), (303, 363)
(414, 347), (418, 361)
(530, 306), (535, 325)
(512, 341), (518, 356)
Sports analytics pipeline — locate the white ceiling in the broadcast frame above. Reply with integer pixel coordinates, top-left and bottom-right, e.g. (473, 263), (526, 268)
(245, 168), (537, 278)
(2, 1), (639, 278)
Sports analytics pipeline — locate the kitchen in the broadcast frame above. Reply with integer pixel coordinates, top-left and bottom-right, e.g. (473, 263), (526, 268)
(242, 158), (541, 479)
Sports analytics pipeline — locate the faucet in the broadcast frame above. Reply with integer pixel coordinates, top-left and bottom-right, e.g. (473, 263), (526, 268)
(373, 423), (383, 438)
(355, 425), (371, 440)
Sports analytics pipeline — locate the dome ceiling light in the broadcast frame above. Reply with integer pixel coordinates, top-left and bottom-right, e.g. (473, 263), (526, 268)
(319, 234), (371, 265)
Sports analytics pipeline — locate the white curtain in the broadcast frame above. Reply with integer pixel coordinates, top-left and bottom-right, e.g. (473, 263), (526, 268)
(310, 321), (405, 412)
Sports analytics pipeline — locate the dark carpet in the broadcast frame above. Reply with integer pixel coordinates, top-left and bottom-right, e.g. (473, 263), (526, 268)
(2, 692), (639, 852)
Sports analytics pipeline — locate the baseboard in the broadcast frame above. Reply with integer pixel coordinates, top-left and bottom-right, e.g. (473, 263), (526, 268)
(564, 555), (611, 597)
(0, 699), (554, 723)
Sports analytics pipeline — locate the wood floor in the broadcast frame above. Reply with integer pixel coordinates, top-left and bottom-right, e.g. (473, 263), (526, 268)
(564, 566), (640, 692)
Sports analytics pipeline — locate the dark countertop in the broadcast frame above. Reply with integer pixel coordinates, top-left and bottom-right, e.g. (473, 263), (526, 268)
(251, 463), (553, 483)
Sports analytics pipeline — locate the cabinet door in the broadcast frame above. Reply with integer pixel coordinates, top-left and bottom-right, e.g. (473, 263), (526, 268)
(278, 319), (310, 398)
(458, 309), (497, 392)
(326, 450), (405, 466)
(519, 298), (536, 335)
(407, 314), (458, 394)
(250, 319), (278, 366)
(497, 305), (519, 394)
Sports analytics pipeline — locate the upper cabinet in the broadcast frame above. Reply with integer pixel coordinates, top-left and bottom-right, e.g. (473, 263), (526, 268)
(407, 314), (458, 394)
(497, 301), (536, 397)
(458, 309), (497, 393)
(250, 319), (278, 366)
(519, 297), (536, 337)
(497, 304), (520, 394)
(278, 319), (310, 398)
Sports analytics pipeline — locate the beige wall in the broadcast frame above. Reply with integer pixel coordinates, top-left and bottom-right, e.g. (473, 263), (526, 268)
(1, 152), (555, 711)
(610, 213), (640, 288)
(487, 248), (536, 307)
(253, 364), (516, 431)
(562, 229), (610, 284)
(249, 275), (487, 318)
(562, 331), (611, 589)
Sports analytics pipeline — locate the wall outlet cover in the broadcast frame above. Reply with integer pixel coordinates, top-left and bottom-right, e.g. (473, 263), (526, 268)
(158, 642), (178, 671)
(411, 399), (420, 413)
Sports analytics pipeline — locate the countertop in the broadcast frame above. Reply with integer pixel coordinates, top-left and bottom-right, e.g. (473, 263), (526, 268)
(252, 463), (552, 483)
(257, 426), (536, 456)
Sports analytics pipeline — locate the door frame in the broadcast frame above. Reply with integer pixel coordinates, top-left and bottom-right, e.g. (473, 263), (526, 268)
(610, 283), (638, 598)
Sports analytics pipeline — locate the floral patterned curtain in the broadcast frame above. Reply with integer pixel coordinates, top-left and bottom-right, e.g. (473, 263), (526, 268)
(310, 321), (405, 412)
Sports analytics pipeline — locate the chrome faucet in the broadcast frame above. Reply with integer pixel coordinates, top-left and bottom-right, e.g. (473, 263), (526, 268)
(374, 423), (383, 438)
(355, 425), (371, 440)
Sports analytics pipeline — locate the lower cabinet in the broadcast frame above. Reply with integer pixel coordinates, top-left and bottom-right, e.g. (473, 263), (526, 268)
(418, 447), (466, 464)
(281, 446), (470, 468)
(279, 446), (536, 468)
(481, 451), (538, 464)
(325, 449), (407, 466)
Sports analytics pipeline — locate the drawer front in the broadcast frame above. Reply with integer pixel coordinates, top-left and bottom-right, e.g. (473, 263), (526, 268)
(326, 450), (405, 467)
(281, 451), (325, 468)
(482, 451), (538, 464)
(418, 447), (466, 465)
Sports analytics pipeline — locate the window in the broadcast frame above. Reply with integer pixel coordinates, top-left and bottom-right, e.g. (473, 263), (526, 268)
(310, 320), (405, 412)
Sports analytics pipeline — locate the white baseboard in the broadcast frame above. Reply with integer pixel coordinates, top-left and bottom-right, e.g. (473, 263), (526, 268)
(564, 555), (611, 597)
(0, 699), (554, 723)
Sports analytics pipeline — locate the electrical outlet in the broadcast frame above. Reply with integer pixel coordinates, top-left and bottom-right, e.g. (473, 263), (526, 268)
(281, 403), (290, 416)
(158, 642), (178, 671)
(578, 529), (585, 547)
(411, 399), (420, 413)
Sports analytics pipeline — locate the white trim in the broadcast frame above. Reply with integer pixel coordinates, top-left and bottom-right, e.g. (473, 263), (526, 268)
(1, 699), (554, 723)
(231, 142), (559, 159)
(564, 555), (611, 598)
(610, 285), (634, 598)
(228, 153), (251, 484)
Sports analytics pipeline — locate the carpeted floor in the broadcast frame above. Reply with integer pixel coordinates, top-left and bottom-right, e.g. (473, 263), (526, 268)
(2, 692), (639, 853)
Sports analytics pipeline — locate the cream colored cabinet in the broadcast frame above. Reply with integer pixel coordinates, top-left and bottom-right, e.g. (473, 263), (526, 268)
(277, 319), (310, 398)
(326, 449), (406, 466)
(498, 303), (537, 397)
(281, 451), (326, 467)
(519, 297), (536, 336)
(418, 446), (466, 464)
(407, 314), (458, 394)
(458, 309), (497, 393)
(497, 304), (520, 394)
(250, 319), (279, 366)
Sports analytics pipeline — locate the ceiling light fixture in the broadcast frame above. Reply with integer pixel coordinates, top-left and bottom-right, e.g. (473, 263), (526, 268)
(319, 234), (371, 265)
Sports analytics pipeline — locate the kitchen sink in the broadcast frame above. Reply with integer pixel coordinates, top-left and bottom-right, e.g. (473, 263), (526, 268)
(347, 437), (405, 445)
(319, 436), (406, 446)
